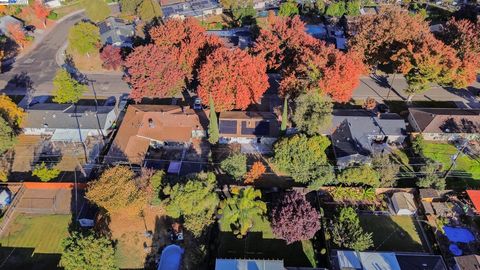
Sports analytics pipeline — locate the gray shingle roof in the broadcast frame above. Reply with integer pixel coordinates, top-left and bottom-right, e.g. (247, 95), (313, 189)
(98, 17), (134, 47)
(24, 103), (115, 130)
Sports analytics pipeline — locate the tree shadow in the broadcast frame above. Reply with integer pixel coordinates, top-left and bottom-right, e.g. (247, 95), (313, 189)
(1, 72), (34, 102)
(0, 36), (20, 73)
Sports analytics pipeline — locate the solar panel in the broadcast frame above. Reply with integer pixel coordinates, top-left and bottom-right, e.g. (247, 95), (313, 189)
(241, 121), (270, 136)
(219, 120), (237, 134)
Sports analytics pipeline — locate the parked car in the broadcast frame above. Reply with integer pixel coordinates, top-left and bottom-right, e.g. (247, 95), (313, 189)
(193, 98), (202, 110)
(24, 25), (36, 33)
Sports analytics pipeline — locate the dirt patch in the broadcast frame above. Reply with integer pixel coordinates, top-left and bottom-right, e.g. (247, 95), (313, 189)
(12, 135), (42, 172)
(108, 206), (168, 269)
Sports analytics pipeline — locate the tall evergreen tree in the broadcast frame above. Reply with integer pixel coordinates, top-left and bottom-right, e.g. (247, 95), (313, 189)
(281, 96), (288, 132)
(208, 97), (219, 144)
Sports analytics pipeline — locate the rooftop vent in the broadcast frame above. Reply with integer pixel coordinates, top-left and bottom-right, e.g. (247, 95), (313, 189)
(148, 118), (155, 128)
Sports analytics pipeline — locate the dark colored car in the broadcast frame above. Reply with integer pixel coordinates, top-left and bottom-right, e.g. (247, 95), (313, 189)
(24, 25), (36, 33)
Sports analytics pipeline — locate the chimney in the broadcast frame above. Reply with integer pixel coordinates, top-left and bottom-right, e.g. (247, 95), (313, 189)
(148, 118), (154, 128)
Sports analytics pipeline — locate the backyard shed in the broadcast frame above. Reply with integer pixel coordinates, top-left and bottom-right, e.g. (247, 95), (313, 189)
(454, 254), (480, 270)
(422, 201), (435, 215)
(0, 189), (11, 208)
(419, 189), (441, 202)
(466, 190), (480, 214)
(391, 192), (417, 215)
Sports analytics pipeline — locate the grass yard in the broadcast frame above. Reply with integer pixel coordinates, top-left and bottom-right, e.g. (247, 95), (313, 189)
(359, 215), (427, 252)
(218, 216), (319, 267)
(0, 214), (71, 270)
(423, 141), (480, 180)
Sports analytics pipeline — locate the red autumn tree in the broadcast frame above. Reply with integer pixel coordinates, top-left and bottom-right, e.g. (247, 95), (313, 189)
(197, 47), (269, 111)
(271, 191), (321, 244)
(100, 45), (123, 70)
(7, 23), (27, 49)
(253, 15), (318, 72)
(124, 44), (186, 101)
(392, 34), (462, 100)
(280, 42), (364, 102)
(149, 18), (222, 81)
(244, 161), (266, 184)
(33, 1), (49, 28)
(440, 18), (480, 88)
(349, 6), (431, 68)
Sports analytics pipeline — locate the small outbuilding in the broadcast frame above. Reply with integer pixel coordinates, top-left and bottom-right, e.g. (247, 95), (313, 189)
(390, 192), (417, 216)
(0, 189), (11, 208)
(419, 189), (442, 202)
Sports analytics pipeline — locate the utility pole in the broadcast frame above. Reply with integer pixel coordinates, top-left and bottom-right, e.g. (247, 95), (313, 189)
(443, 140), (469, 179)
(386, 73), (396, 100)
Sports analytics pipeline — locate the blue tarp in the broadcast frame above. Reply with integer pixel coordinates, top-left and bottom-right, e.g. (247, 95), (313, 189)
(443, 226), (475, 243)
(449, 244), (463, 256)
(157, 245), (184, 270)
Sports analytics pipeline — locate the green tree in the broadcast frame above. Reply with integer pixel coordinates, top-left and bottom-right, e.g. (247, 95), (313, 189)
(417, 160), (445, 190)
(338, 165), (380, 187)
(163, 173), (219, 237)
(52, 70), (87, 104)
(208, 97), (219, 144)
(273, 134), (330, 184)
(68, 22), (100, 56)
(315, 0), (326, 14)
(61, 231), (117, 270)
(325, 1), (345, 17)
(120, 0), (141, 15)
(330, 207), (373, 251)
(372, 153), (400, 187)
(412, 135), (425, 156)
(32, 162), (60, 182)
(150, 170), (164, 205)
(279, 0), (299, 17)
(0, 117), (16, 154)
(221, 153), (247, 181)
(292, 91), (333, 136)
(138, 0), (162, 22)
(232, 4), (256, 26)
(219, 187), (267, 236)
(83, 0), (111, 22)
(345, 0), (361, 16)
(307, 165), (337, 190)
(281, 96), (288, 132)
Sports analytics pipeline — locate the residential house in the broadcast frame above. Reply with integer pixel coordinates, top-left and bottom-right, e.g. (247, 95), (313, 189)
(215, 259), (285, 270)
(0, 0), (28, 6)
(23, 103), (116, 142)
(206, 28), (253, 49)
(390, 192), (417, 216)
(334, 250), (446, 270)
(466, 190), (480, 214)
(454, 255), (480, 270)
(107, 105), (207, 164)
(408, 108), (480, 141)
(326, 110), (407, 169)
(98, 17), (135, 48)
(43, 0), (62, 8)
(0, 16), (24, 36)
(218, 111), (280, 153)
(161, 0), (223, 19)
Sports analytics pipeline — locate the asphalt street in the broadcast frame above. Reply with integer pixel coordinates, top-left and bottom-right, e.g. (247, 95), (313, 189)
(0, 10), (478, 107)
(0, 5), (130, 99)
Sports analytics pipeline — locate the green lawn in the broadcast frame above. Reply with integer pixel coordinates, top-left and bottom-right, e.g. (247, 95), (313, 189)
(359, 215), (427, 252)
(219, 215), (318, 267)
(0, 214), (71, 270)
(423, 141), (480, 180)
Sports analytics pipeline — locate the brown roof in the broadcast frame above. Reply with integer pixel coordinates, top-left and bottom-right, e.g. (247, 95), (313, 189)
(107, 105), (208, 164)
(454, 255), (480, 270)
(409, 108), (480, 134)
(220, 111), (277, 120)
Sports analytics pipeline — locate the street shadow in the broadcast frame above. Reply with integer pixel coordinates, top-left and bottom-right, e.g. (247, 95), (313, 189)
(0, 72), (34, 99)
(0, 36), (20, 73)
(0, 246), (61, 270)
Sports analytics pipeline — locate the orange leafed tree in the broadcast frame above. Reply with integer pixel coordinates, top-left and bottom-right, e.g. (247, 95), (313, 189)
(440, 18), (480, 88)
(149, 18), (222, 81)
(7, 23), (27, 49)
(33, 1), (49, 28)
(244, 162), (266, 184)
(197, 47), (269, 111)
(125, 44), (186, 101)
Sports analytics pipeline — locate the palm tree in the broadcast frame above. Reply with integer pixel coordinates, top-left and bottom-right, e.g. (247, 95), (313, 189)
(219, 187), (267, 236)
